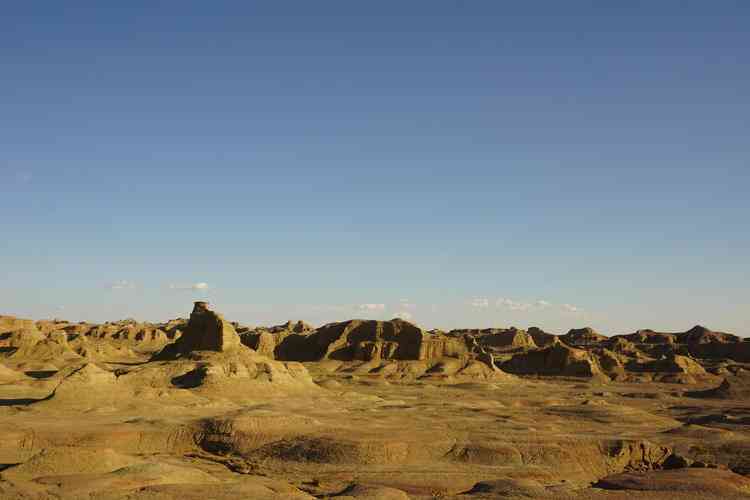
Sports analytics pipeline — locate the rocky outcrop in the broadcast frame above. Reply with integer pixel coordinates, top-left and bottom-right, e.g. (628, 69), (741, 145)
(625, 353), (714, 384)
(633, 354), (707, 375)
(475, 328), (537, 351)
(317, 319), (421, 361)
(173, 302), (241, 354)
(268, 319), (468, 363)
(560, 327), (607, 347)
(593, 348), (627, 379)
(676, 325), (740, 344)
(0, 315), (36, 334)
(604, 337), (648, 359)
(527, 327), (557, 347)
(239, 320), (317, 360)
(270, 320), (314, 334)
(501, 340), (606, 379)
(247, 319), (502, 377)
(240, 331), (277, 358)
(620, 329), (676, 345)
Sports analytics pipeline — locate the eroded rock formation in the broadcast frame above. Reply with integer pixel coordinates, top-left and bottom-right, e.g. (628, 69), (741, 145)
(167, 302), (241, 355)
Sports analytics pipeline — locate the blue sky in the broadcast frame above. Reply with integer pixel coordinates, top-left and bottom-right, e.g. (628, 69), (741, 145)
(1, 2), (748, 334)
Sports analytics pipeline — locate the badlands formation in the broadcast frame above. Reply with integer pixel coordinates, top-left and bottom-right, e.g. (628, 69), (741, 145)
(0, 303), (749, 499)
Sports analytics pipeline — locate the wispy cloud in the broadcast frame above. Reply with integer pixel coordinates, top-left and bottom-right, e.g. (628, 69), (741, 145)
(496, 298), (533, 312)
(495, 298), (555, 312)
(393, 310), (413, 321)
(109, 280), (135, 290)
(562, 303), (584, 314)
(169, 282), (211, 291)
(357, 303), (385, 312)
(470, 297), (490, 309)
(470, 297), (580, 315)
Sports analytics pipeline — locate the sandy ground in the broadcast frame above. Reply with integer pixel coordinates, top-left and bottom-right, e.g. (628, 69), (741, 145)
(1, 357), (750, 499)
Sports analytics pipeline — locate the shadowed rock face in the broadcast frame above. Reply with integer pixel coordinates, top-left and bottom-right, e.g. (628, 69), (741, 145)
(450, 328), (537, 351)
(561, 327), (607, 347)
(174, 302), (241, 354)
(277, 319), (468, 362)
(677, 325), (740, 344)
(501, 340), (606, 378)
(527, 326), (558, 347)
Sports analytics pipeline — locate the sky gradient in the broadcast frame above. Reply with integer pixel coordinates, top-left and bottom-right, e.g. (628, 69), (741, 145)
(1, 2), (748, 335)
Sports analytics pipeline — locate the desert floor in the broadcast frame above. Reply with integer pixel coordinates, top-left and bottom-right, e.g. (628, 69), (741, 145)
(2, 357), (750, 499)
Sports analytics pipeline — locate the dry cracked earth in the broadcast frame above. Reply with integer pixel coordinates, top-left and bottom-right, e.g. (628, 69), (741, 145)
(1, 302), (750, 499)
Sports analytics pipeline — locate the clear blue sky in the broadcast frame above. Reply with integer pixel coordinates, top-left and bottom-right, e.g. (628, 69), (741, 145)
(1, 1), (748, 334)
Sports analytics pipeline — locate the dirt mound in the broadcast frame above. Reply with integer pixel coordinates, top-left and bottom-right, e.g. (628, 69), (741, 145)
(501, 341), (607, 379)
(335, 484), (410, 499)
(84, 323), (170, 352)
(463, 478), (550, 497)
(49, 363), (119, 402)
(2, 328), (83, 367)
(0, 362), (26, 382)
(687, 377), (750, 400)
(110, 479), (313, 500)
(594, 468), (750, 496)
(69, 336), (140, 360)
(322, 356), (511, 382)
(197, 412), (324, 455)
(3, 447), (140, 479)
(133, 348), (316, 396)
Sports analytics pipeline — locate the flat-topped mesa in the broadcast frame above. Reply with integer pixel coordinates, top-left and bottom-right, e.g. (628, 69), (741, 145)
(176, 302), (241, 353)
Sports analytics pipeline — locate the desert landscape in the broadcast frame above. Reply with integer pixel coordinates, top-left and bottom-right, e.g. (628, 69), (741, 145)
(3, 4), (749, 498)
(1, 301), (749, 499)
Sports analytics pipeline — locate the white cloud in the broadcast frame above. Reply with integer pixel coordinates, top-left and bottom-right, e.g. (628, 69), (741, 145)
(109, 280), (135, 290)
(470, 297), (490, 309)
(496, 298), (533, 311)
(493, 298), (554, 312)
(357, 303), (385, 312)
(562, 303), (584, 314)
(393, 311), (413, 321)
(169, 282), (211, 291)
